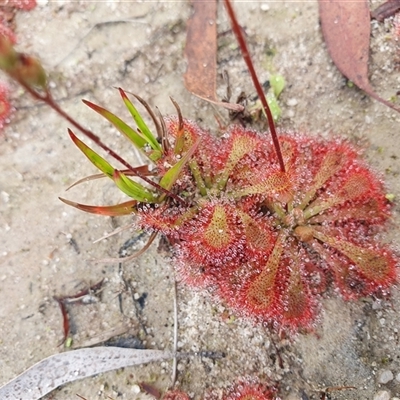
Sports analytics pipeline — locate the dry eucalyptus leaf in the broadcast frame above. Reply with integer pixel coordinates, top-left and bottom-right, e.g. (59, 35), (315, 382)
(319, 0), (400, 113)
(184, 0), (243, 112)
(371, 0), (400, 22)
(0, 347), (173, 400)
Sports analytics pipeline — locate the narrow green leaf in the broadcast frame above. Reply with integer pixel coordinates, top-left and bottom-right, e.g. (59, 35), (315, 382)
(113, 170), (157, 202)
(265, 92), (281, 121)
(59, 198), (138, 216)
(82, 99), (149, 150)
(68, 129), (114, 177)
(119, 88), (162, 152)
(159, 138), (200, 191)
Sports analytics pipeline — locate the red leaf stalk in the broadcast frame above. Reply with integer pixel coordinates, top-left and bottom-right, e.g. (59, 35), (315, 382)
(223, 0), (285, 173)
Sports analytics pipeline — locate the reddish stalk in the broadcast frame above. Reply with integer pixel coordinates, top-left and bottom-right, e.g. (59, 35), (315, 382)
(223, 0), (286, 173)
(18, 80), (187, 205)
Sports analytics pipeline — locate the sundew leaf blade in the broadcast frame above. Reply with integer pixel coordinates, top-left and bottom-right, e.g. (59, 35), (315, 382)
(312, 228), (396, 285)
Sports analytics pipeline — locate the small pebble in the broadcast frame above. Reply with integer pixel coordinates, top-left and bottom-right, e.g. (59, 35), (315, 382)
(287, 109), (295, 118)
(379, 370), (394, 384)
(286, 98), (298, 107)
(131, 384), (141, 394)
(374, 390), (390, 400)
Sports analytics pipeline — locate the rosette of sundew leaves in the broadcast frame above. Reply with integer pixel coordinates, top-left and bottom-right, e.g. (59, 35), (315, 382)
(57, 85), (397, 333)
(0, 0), (397, 335)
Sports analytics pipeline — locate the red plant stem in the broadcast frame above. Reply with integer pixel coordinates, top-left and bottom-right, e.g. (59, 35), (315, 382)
(18, 80), (187, 205)
(223, 0), (286, 173)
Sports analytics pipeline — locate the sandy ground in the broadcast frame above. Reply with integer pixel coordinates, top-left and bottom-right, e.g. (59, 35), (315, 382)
(1, 1), (400, 399)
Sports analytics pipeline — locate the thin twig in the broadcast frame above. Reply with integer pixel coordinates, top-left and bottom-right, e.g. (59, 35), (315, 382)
(171, 280), (178, 387)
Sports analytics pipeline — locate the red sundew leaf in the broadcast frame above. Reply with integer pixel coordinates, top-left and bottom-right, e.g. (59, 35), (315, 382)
(59, 197), (138, 216)
(244, 232), (286, 314)
(304, 170), (379, 219)
(217, 131), (261, 189)
(10, 0), (36, 11)
(310, 238), (393, 300)
(279, 255), (317, 330)
(312, 228), (397, 286)
(184, 0), (243, 112)
(319, 0), (400, 113)
(176, 203), (247, 273)
(237, 211), (274, 254)
(222, 379), (276, 400)
(233, 170), (292, 200)
(309, 197), (390, 225)
(282, 265), (313, 326)
(299, 148), (348, 210)
(162, 390), (190, 400)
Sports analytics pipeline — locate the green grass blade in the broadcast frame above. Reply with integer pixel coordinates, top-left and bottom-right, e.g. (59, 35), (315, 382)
(119, 88), (162, 152)
(68, 129), (115, 178)
(113, 170), (157, 203)
(159, 138), (200, 191)
(82, 99), (149, 151)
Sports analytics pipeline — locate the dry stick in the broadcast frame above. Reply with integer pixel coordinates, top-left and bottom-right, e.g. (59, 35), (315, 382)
(171, 280), (178, 387)
(223, 0), (286, 173)
(18, 81), (187, 206)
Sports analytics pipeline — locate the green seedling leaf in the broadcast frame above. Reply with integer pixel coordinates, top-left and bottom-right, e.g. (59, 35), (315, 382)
(269, 74), (285, 98)
(113, 170), (157, 203)
(159, 138), (201, 191)
(385, 193), (395, 202)
(82, 99), (151, 153)
(119, 88), (162, 152)
(265, 92), (281, 121)
(69, 129), (114, 178)
(59, 197), (137, 216)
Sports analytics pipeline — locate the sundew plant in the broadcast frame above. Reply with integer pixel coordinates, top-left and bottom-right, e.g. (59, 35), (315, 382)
(0, 0), (397, 335)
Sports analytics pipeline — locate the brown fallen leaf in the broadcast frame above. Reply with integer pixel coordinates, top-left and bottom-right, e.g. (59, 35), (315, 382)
(184, 0), (243, 112)
(319, 0), (400, 113)
(371, 0), (400, 22)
